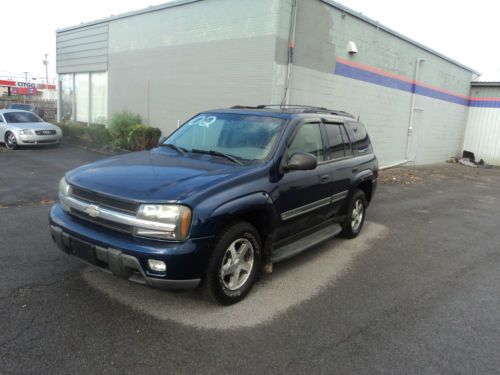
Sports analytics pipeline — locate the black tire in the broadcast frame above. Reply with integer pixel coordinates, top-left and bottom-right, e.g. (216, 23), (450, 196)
(341, 189), (367, 239)
(5, 132), (18, 150)
(204, 221), (262, 305)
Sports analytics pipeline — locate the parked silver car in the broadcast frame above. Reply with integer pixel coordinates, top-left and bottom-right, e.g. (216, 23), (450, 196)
(0, 109), (62, 149)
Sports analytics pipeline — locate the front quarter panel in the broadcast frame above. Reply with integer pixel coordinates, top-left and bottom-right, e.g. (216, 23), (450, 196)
(204, 192), (278, 236)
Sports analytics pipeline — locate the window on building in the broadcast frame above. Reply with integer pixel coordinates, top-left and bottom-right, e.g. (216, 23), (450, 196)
(90, 72), (108, 125)
(74, 73), (90, 123)
(59, 74), (73, 122)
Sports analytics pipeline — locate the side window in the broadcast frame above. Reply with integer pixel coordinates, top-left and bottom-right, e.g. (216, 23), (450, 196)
(0, 115), (4, 123)
(347, 122), (373, 154)
(288, 123), (325, 162)
(324, 124), (345, 159)
(340, 125), (353, 157)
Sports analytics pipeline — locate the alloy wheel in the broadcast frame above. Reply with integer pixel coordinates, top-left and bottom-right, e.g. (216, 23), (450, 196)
(220, 238), (255, 291)
(351, 199), (364, 232)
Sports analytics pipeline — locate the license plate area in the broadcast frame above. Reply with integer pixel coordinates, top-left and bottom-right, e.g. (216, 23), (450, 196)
(70, 238), (97, 264)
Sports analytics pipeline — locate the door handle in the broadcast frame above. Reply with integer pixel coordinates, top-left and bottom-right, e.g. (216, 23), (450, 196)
(352, 168), (359, 173)
(320, 174), (330, 183)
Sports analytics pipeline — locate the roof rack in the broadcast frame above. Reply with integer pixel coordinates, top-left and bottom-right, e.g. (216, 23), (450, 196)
(230, 104), (355, 118)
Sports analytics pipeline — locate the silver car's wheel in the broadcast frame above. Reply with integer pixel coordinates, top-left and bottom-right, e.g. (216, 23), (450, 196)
(5, 132), (18, 150)
(220, 238), (255, 291)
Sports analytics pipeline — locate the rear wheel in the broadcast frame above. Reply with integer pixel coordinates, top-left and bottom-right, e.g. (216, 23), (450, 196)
(5, 132), (18, 150)
(204, 221), (261, 305)
(341, 189), (367, 239)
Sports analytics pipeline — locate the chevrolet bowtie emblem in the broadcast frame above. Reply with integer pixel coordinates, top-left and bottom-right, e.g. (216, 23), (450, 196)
(85, 204), (100, 218)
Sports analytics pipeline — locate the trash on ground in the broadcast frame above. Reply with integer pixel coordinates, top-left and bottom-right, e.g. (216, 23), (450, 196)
(454, 150), (492, 168)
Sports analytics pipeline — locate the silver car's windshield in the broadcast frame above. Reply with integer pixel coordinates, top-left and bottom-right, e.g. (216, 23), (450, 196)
(165, 113), (287, 162)
(4, 111), (43, 123)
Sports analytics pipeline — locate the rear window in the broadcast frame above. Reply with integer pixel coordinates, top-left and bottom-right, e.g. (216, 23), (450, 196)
(347, 122), (372, 154)
(9, 104), (33, 111)
(325, 123), (354, 160)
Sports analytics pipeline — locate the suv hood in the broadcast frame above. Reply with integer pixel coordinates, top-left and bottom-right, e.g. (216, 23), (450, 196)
(66, 149), (252, 203)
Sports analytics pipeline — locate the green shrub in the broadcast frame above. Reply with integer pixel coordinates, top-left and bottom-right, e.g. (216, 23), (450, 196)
(56, 115), (161, 152)
(80, 127), (113, 147)
(110, 111), (142, 148)
(127, 124), (162, 151)
(145, 127), (162, 148)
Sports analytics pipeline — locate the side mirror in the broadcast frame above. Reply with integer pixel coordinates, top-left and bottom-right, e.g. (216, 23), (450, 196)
(286, 152), (318, 171)
(158, 136), (167, 145)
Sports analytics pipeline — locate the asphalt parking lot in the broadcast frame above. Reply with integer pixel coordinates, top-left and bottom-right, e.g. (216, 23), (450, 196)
(1, 144), (500, 374)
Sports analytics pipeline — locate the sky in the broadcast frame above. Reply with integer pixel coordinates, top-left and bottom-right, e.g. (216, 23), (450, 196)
(1, 0), (499, 84)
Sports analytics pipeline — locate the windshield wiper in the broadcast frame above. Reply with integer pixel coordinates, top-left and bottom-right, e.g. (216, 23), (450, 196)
(190, 149), (243, 165)
(160, 143), (187, 155)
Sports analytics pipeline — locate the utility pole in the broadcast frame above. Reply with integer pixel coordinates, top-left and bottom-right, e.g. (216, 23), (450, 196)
(43, 54), (49, 88)
(22, 71), (28, 103)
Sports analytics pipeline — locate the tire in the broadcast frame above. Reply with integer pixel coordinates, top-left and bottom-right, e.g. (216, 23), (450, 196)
(5, 132), (18, 150)
(204, 221), (262, 305)
(341, 189), (367, 239)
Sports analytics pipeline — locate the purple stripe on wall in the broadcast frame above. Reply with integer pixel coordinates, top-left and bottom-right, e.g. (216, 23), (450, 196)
(335, 60), (500, 108)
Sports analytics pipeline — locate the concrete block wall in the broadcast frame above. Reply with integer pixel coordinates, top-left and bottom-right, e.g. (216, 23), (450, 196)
(107, 0), (282, 135)
(274, 0), (475, 166)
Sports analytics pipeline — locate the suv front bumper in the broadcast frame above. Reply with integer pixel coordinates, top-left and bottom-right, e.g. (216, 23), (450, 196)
(49, 204), (214, 289)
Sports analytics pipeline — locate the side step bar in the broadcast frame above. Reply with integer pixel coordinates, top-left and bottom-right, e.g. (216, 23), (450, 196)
(271, 223), (342, 263)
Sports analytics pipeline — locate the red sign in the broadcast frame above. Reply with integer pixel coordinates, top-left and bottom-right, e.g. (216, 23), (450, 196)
(10, 87), (38, 95)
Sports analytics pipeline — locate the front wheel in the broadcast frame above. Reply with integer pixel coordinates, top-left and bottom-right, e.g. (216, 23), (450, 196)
(5, 132), (18, 150)
(341, 189), (367, 239)
(204, 221), (261, 305)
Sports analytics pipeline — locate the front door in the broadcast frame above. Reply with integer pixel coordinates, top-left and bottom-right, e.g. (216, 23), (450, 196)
(274, 122), (332, 243)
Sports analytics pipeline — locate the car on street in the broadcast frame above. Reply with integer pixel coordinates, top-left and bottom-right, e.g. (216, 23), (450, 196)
(49, 105), (378, 304)
(0, 109), (62, 149)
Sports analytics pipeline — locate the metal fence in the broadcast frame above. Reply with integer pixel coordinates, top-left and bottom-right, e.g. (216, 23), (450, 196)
(0, 98), (57, 122)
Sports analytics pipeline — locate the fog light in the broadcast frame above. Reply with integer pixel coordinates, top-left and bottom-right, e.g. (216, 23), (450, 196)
(148, 259), (166, 272)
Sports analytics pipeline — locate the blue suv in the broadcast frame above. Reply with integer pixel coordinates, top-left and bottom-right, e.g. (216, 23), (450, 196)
(49, 105), (378, 304)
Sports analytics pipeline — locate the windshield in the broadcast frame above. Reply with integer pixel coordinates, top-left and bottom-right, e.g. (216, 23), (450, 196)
(165, 113), (287, 162)
(4, 111), (43, 123)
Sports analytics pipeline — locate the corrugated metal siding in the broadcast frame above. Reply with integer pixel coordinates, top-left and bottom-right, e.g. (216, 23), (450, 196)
(463, 86), (500, 166)
(56, 23), (109, 74)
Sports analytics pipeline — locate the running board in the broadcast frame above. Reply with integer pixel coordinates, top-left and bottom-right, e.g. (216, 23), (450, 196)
(271, 223), (342, 263)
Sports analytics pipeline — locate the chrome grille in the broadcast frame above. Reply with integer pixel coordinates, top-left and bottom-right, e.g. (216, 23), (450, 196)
(70, 208), (133, 234)
(35, 130), (56, 135)
(71, 187), (138, 213)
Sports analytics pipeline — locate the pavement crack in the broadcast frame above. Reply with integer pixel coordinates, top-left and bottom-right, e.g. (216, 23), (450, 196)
(0, 271), (84, 303)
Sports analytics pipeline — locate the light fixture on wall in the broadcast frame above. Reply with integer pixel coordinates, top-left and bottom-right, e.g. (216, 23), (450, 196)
(347, 41), (358, 54)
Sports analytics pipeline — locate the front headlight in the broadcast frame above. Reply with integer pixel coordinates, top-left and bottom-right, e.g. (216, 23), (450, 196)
(58, 178), (72, 212)
(20, 129), (34, 135)
(134, 204), (192, 241)
(59, 177), (72, 196)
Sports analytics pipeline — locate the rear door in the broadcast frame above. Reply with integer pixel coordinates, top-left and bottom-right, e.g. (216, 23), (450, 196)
(322, 121), (358, 216)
